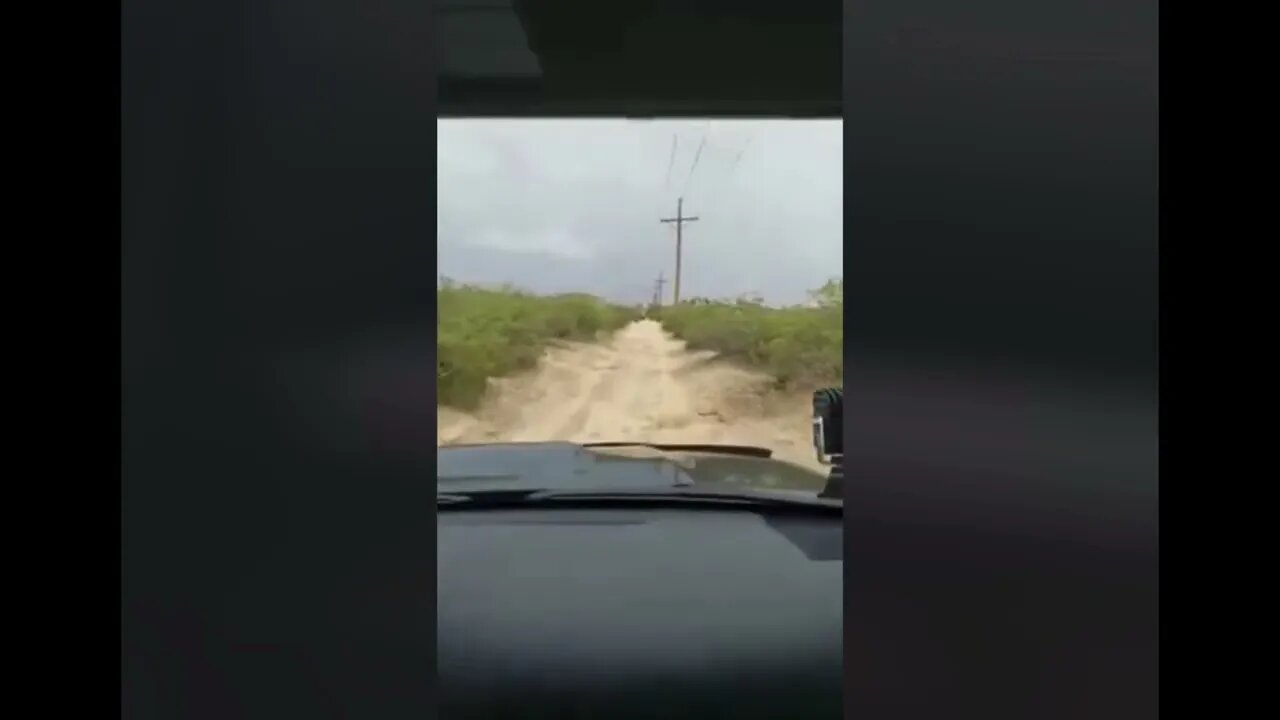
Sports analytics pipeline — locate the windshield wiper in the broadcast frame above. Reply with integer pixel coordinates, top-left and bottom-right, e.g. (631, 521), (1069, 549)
(437, 489), (541, 505)
(581, 442), (773, 458)
(436, 488), (840, 513)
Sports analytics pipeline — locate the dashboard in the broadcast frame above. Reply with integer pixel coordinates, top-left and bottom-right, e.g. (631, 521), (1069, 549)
(438, 506), (843, 718)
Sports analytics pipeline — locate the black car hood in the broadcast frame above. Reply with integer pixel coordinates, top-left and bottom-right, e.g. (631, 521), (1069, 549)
(437, 441), (827, 495)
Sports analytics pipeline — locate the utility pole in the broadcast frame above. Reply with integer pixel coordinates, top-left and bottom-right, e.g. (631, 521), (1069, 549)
(652, 271), (667, 306)
(659, 197), (699, 304)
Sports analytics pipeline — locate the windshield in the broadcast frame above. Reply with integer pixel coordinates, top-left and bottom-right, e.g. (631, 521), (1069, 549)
(437, 119), (842, 483)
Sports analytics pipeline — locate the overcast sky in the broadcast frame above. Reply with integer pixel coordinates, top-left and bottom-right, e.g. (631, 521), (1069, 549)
(438, 119), (842, 306)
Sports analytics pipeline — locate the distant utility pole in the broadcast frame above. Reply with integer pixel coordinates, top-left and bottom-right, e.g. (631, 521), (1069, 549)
(659, 197), (699, 304)
(652, 271), (667, 306)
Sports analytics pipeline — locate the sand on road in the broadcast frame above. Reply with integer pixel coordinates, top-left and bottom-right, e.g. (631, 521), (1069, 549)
(437, 319), (823, 471)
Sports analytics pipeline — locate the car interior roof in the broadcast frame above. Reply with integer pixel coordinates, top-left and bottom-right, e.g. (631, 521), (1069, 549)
(436, 0), (842, 117)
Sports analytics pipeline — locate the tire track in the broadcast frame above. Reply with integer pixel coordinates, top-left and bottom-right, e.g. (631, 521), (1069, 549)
(438, 319), (822, 470)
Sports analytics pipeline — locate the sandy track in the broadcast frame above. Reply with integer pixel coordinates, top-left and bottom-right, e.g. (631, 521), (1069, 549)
(437, 319), (822, 471)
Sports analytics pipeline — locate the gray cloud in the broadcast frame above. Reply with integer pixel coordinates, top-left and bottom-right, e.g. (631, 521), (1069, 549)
(438, 119), (842, 306)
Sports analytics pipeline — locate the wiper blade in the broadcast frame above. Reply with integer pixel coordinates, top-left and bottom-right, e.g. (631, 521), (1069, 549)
(581, 442), (773, 458)
(536, 490), (839, 510)
(436, 488), (840, 513)
(437, 489), (541, 504)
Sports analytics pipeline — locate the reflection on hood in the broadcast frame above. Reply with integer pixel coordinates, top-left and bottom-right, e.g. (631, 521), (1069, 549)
(437, 442), (826, 494)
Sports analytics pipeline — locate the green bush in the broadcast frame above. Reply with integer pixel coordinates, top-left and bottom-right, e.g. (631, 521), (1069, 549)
(650, 279), (843, 388)
(437, 284), (642, 409)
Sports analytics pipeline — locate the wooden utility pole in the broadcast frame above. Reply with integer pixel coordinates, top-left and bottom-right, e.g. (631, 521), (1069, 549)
(652, 271), (667, 306)
(660, 197), (699, 303)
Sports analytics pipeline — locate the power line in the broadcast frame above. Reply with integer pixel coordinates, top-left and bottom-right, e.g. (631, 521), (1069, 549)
(663, 134), (678, 190)
(727, 135), (752, 176)
(698, 133), (753, 217)
(681, 123), (710, 198)
(682, 136), (706, 197)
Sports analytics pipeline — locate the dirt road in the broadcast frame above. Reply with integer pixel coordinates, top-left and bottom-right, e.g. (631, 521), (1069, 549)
(437, 319), (822, 471)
